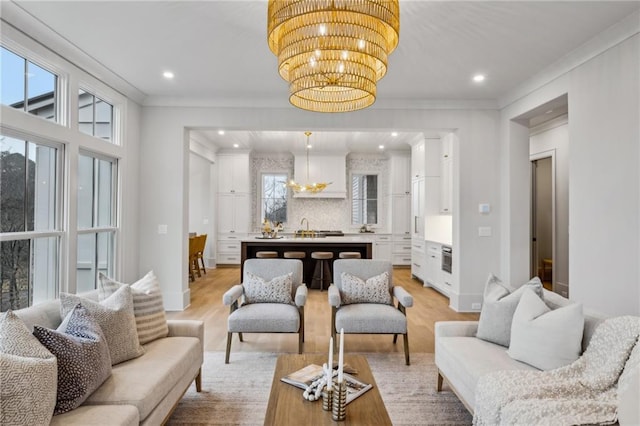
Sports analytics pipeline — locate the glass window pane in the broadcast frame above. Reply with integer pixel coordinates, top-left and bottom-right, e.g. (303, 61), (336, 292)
(31, 236), (58, 305)
(31, 143), (58, 231)
(351, 174), (377, 225)
(1, 137), (28, 232)
(97, 231), (114, 278)
(96, 158), (113, 227)
(0, 239), (31, 311)
(95, 98), (113, 141)
(77, 155), (95, 228)
(78, 90), (94, 137)
(1, 47), (25, 108)
(261, 173), (287, 224)
(26, 61), (56, 121)
(76, 233), (96, 292)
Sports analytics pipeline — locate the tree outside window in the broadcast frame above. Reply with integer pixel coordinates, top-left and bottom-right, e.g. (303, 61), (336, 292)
(261, 173), (287, 224)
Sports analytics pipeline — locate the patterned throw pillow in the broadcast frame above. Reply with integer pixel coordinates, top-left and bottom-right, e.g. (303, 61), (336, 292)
(98, 271), (169, 345)
(340, 271), (392, 305)
(243, 272), (294, 304)
(0, 310), (57, 425)
(60, 285), (144, 365)
(476, 274), (544, 347)
(33, 304), (112, 414)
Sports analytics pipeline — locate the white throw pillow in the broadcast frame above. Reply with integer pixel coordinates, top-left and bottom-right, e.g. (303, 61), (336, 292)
(60, 285), (145, 365)
(340, 271), (392, 305)
(98, 271), (169, 345)
(476, 274), (544, 347)
(243, 272), (294, 304)
(507, 288), (584, 370)
(0, 310), (57, 425)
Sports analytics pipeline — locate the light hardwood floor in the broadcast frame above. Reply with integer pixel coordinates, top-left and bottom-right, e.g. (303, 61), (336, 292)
(167, 266), (479, 354)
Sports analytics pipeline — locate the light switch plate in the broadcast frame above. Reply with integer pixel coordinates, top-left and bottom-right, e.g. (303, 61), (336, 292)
(479, 203), (491, 214)
(158, 224), (168, 234)
(478, 226), (492, 237)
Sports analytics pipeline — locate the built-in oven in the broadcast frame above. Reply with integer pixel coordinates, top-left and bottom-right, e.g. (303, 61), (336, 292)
(441, 245), (452, 273)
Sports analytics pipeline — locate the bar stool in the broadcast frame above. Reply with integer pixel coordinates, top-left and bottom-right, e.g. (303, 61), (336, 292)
(256, 251), (278, 259)
(339, 252), (361, 259)
(311, 251), (333, 291)
(284, 251), (306, 260)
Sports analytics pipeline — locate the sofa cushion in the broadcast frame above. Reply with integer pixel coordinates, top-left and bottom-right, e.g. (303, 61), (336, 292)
(507, 288), (584, 370)
(340, 271), (392, 305)
(34, 305), (112, 414)
(50, 405), (139, 426)
(98, 271), (169, 345)
(61, 285), (145, 365)
(228, 303), (300, 333)
(0, 310), (57, 425)
(335, 303), (406, 334)
(476, 274), (543, 347)
(436, 336), (538, 409)
(243, 272), (294, 304)
(84, 336), (201, 421)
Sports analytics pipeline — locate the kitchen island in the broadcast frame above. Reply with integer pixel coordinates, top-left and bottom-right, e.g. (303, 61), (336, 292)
(240, 236), (373, 289)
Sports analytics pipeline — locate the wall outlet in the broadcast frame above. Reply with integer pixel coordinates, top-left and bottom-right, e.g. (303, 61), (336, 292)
(158, 224), (168, 234)
(478, 226), (492, 237)
(471, 302), (482, 310)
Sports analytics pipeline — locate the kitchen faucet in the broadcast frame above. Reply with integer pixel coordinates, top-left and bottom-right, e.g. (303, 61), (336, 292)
(298, 218), (314, 238)
(301, 217), (309, 230)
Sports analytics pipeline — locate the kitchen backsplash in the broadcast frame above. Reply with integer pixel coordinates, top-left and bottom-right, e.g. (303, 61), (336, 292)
(251, 153), (389, 233)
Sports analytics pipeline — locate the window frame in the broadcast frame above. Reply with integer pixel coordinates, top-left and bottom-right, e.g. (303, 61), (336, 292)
(350, 172), (380, 226)
(77, 87), (117, 144)
(258, 171), (289, 226)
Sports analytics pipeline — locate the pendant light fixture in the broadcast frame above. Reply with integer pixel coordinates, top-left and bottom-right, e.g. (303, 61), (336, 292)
(287, 132), (331, 193)
(267, 0), (400, 113)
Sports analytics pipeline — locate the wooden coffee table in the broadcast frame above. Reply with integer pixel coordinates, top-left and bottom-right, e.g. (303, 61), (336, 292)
(264, 354), (392, 425)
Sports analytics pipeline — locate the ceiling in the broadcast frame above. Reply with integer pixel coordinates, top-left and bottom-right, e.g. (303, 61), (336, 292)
(8, 1), (638, 152)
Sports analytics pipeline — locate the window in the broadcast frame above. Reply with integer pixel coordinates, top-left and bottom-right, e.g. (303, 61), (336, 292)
(1, 135), (61, 311)
(76, 152), (117, 291)
(261, 173), (288, 224)
(351, 174), (378, 225)
(78, 89), (114, 142)
(1, 46), (57, 121)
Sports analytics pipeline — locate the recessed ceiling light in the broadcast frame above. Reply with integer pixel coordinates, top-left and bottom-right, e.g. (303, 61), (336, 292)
(472, 74), (486, 83)
(391, 132), (398, 137)
(162, 71), (174, 79)
(233, 143), (239, 148)
(379, 145), (385, 149)
(218, 130), (225, 135)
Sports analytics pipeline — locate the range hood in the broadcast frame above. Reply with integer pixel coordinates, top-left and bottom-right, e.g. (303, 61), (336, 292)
(292, 152), (347, 198)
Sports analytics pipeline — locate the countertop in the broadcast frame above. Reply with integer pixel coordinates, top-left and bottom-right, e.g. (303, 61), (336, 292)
(241, 235), (375, 243)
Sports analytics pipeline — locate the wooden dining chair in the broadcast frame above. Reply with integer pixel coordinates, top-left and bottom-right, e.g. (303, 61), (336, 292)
(195, 234), (207, 275)
(188, 236), (198, 281)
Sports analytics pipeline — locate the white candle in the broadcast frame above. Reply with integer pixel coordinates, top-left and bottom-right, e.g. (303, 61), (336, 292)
(338, 328), (344, 383)
(328, 337), (333, 384)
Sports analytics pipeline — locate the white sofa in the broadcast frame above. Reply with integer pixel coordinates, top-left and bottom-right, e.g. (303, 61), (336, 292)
(14, 292), (204, 425)
(435, 289), (640, 424)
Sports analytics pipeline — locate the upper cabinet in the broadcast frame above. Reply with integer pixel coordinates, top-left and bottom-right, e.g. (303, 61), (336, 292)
(440, 134), (453, 214)
(218, 153), (250, 193)
(410, 140), (425, 179)
(425, 138), (442, 177)
(389, 154), (411, 194)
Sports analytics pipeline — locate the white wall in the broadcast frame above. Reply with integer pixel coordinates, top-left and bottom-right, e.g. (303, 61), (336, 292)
(138, 107), (501, 311)
(500, 33), (639, 315)
(188, 152), (214, 266)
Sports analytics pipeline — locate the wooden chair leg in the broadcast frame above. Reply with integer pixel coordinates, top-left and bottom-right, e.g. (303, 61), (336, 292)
(238, 332), (244, 342)
(195, 368), (202, 392)
(403, 333), (410, 365)
(331, 307), (337, 341)
(393, 333), (398, 344)
(298, 331), (303, 354)
(437, 370), (444, 392)
(225, 332), (233, 364)
(199, 257), (206, 274)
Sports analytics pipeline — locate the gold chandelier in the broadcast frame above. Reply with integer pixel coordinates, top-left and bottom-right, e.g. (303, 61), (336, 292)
(267, 0), (400, 113)
(287, 132), (331, 193)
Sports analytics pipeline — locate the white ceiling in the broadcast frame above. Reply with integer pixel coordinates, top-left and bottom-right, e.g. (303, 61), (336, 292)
(9, 0), (638, 152)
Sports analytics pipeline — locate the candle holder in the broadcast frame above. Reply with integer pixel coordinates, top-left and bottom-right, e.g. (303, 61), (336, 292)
(332, 380), (347, 421)
(322, 380), (333, 411)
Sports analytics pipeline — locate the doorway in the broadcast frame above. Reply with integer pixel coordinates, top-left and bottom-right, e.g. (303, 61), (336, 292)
(530, 154), (554, 291)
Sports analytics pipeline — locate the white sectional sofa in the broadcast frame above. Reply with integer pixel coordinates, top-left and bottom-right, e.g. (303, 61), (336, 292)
(435, 289), (640, 424)
(13, 292), (204, 425)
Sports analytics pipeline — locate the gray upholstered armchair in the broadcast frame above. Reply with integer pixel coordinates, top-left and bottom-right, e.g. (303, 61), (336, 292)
(222, 258), (306, 363)
(328, 259), (413, 365)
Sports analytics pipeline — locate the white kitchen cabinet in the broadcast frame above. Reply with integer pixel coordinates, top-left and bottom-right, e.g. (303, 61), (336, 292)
(440, 136), (453, 214)
(217, 153), (250, 193)
(391, 235), (412, 266)
(424, 242), (442, 287)
(217, 193), (250, 234)
(391, 193), (411, 235)
(410, 140), (425, 179)
(411, 239), (425, 281)
(373, 234), (392, 261)
(389, 154), (411, 194)
(411, 178), (425, 238)
(425, 138), (442, 177)
(216, 234), (245, 265)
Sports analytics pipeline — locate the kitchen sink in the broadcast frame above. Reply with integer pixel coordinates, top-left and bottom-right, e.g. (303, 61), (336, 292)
(294, 230), (344, 238)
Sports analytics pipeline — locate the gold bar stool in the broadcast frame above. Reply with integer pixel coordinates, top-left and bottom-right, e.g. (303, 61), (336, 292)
(339, 252), (361, 259)
(256, 251), (278, 258)
(284, 251), (306, 260)
(311, 251), (333, 291)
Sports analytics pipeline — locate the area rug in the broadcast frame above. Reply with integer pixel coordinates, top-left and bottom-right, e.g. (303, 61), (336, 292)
(167, 352), (472, 425)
